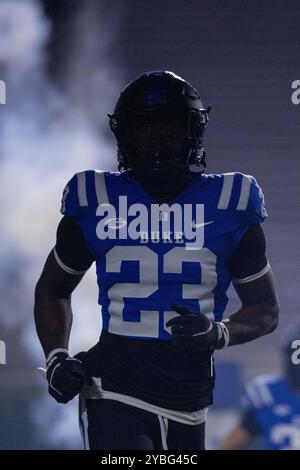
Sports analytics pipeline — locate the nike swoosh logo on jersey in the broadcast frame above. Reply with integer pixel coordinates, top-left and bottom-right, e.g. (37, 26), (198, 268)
(191, 220), (215, 229)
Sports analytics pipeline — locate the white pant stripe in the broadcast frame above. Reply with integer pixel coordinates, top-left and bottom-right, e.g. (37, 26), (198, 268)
(158, 415), (168, 450)
(79, 398), (90, 450)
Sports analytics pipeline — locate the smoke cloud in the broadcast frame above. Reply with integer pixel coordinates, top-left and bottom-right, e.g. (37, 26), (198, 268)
(0, 0), (122, 448)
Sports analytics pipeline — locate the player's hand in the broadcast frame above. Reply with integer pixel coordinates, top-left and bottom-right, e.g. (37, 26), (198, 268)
(46, 349), (91, 403)
(166, 304), (229, 351)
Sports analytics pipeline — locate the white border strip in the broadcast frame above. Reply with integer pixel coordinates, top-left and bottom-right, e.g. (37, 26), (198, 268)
(237, 175), (252, 210)
(53, 248), (87, 275)
(217, 173), (235, 209)
(77, 172), (88, 207)
(232, 262), (270, 285)
(95, 171), (109, 206)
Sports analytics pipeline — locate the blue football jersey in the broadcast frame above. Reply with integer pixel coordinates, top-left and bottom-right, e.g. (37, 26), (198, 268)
(243, 375), (300, 450)
(60, 171), (267, 340)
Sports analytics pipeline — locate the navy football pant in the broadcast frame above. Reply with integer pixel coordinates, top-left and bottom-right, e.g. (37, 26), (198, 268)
(79, 398), (206, 450)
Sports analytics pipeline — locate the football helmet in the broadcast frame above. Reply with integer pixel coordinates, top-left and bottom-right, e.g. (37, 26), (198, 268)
(109, 71), (210, 173)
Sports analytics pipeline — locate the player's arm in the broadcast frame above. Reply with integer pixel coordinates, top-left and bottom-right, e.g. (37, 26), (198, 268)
(218, 408), (262, 450)
(34, 217), (94, 355)
(225, 274), (278, 345)
(34, 251), (84, 355)
(34, 216), (95, 402)
(224, 224), (279, 346)
(167, 225), (279, 350)
(218, 425), (252, 450)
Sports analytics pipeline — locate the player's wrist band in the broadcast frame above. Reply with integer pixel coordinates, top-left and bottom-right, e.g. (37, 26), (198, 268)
(215, 322), (230, 348)
(46, 348), (69, 363)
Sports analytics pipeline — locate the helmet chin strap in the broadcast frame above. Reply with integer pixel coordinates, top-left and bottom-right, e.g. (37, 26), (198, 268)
(126, 141), (207, 203)
(188, 146), (207, 173)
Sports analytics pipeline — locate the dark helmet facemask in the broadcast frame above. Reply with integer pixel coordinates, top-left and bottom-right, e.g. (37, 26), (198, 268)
(109, 71), (210, 174)
(124, 110), (189, 172)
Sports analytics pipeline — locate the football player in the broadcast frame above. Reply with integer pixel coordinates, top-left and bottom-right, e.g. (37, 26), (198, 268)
(34, 71), (279, 450)
(219, 324), (300, 450)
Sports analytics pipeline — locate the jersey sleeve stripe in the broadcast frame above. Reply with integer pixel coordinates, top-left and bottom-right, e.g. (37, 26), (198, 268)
(94, 171), (109, 206)
(76, 172), (88, 207)
(232, 262), (270, 285)
(245, 376), (274, 409)
(236, 174), (252, 210)
(255, 376), (274, 406)
(245, 382), (263, 408)
(53, 248), (88, 275)
(60, 185), (70, 214)
(217, 173), (235, 209)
